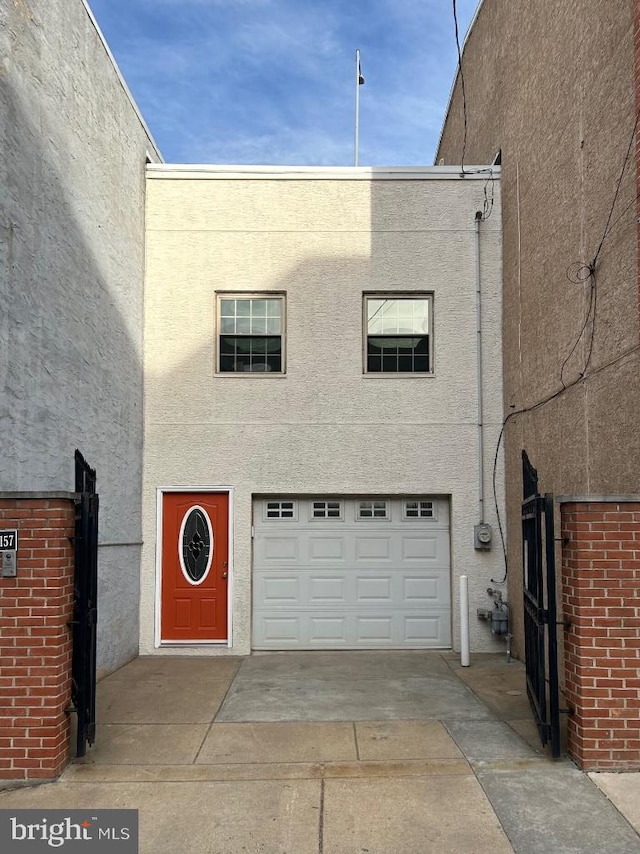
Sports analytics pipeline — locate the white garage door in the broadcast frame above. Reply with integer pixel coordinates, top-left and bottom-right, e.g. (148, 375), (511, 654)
(252, 496), (451, 649)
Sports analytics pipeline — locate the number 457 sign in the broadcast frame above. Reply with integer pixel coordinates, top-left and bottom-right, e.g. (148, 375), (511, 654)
(0, 530), (18, 550)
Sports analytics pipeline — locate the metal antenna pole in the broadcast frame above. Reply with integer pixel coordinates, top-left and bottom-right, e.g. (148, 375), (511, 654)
(354, 49), (362, 166)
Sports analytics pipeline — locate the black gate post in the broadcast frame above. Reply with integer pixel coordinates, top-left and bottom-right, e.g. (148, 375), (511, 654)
(71, 451), (99, 757)
(521, 452), (561, 757)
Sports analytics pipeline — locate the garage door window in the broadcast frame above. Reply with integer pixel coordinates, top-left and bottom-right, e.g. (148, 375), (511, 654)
(403, 500), (435, 519)
(264, 500), (297, 520)
(357, 500), (389, 520)
(311, 500), (343, 519)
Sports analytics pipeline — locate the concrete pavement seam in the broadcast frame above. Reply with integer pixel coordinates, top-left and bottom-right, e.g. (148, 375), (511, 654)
(193, 663), (243, 762)
(318, 778), (325, 854)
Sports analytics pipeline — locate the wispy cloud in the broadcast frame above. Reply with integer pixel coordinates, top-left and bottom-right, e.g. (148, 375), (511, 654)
(88, 0), (479, 164)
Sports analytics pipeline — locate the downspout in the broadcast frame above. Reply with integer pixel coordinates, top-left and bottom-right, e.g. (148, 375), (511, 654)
(474, 210), (485, 523)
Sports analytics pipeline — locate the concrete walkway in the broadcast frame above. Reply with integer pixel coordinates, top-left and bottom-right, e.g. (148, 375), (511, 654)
(1, 652), (639, 853)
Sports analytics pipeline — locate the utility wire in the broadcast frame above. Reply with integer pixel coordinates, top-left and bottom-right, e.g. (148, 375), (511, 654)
(591, 108), (640, 267)
(452, 0), (468, 173)
(559, 264), (595, 388)
(491, 341), (640, 583)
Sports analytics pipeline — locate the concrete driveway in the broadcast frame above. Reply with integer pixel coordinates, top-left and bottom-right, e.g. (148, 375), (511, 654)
(1, 652), (639, 854)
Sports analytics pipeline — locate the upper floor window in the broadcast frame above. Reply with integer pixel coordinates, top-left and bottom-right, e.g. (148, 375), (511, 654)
(364, 294), (432, 374)
(217, 294), (284, 373)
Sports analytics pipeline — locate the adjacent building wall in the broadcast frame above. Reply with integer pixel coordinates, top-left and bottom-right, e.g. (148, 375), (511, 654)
(436, 0), (638, 657)
(141, 166), (504, 656)
(0, 0), (161, 675)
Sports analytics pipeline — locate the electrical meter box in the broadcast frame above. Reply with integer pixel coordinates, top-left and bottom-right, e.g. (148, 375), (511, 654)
(474, 523), (493, 551)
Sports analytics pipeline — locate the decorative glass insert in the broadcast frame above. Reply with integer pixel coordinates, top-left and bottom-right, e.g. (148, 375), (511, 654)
(180, 507), (213, 584)
(357, 500), (389, 520)
(365, 295), (432, 373)
(311, 500), (343, 519)
(265, 500), (296, 519)
(218, 296), (284, 372)
(403, 500), (435, 519)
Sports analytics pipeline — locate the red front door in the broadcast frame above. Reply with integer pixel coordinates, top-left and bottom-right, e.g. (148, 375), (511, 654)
(161, 492), (229, 642)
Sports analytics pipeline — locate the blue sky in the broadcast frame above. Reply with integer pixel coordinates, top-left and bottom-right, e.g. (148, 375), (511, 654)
(88, 0), (478, 166)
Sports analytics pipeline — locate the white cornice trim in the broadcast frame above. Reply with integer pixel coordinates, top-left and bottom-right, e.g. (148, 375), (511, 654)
(146, 164), (499, 180)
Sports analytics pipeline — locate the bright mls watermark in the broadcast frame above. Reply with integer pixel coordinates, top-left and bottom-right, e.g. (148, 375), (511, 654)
(0, 810), (138, 852)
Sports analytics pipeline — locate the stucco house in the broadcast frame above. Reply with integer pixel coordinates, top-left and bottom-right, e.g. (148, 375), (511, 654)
(140, 164), (504, 656)
(1, 0), (505, 678)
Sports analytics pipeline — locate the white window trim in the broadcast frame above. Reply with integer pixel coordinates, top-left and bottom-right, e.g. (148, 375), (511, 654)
(309, 499), (344, 521)
(402, 499), (437, 521)
(215, 291), (287, 375)
(263, 499), (298, 522)
(362, 291), (434, 376)
(356, 499), (391, 521)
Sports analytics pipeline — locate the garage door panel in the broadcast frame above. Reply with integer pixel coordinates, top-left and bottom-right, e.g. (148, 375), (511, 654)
(356, 576), (392, 602)
(260, 616), (300, 644)
(309, 617), (348, 642)
(355, 536), (392, 561)
(261, 536), (300, 562)
(260, 576), (300, 604)
(253, 497), (451, 649)
(401, 536), (446, 561)
(308, 536), (346, 561)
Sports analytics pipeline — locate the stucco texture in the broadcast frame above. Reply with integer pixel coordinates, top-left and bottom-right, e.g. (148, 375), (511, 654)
(436, 0), (639, 656)
(142, 171), (505, 656)
(0, 0), (159, 674)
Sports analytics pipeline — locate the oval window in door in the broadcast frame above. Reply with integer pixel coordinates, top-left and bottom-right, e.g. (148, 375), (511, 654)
(178, 506), (214, 585)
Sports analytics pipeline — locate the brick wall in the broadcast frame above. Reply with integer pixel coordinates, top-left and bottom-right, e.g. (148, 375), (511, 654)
(0, 497), (76, 781)
(562, 501), (640, 770)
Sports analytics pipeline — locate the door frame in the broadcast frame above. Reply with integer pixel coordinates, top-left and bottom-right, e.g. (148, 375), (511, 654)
(155, 486), (234, 648)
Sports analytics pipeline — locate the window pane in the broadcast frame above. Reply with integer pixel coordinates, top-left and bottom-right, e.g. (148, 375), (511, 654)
(266, 316), (281, 334)
(383, 354), (397, 371)
(236, 300), (251, 317)
(367, 297), (430, 337)
(236, 317), (250, 334)
(219, 336), (282, 372)
(367, 354), (381, 372)
(266, 299), (282, 317)
(220, 299), (236, 317)
(220, 317), (235, 333)
(367, 335), (430, 373)
(251, 300), (267, 317)
(251, 316), (267, 334)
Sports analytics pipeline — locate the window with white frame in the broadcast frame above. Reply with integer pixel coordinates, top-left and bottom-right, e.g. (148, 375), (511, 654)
(364, 294), (432, 374)
(264, 500), (296, 520)
(310, 500), (343, 519)
(218, 294), (284, 373)
(403, 500), (435, 519)
(357, 500), (390, 520)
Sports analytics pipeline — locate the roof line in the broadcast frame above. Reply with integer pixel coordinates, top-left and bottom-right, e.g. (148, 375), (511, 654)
(81, 0), (163, 161)
(433, 0), (485, 164)
(146, 163), (500, 180)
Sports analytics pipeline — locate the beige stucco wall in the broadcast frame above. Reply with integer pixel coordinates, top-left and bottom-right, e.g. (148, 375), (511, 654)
(141, 167), (505, 655)
(436, 0), (638, 656)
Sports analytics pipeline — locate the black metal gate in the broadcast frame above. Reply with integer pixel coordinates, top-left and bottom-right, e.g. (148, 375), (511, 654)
(71, 450), (99, 757)
(521, 451), (561, 757)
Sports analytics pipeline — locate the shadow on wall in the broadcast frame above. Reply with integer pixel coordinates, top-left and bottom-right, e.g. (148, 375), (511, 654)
(0, 48), (146, 675)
